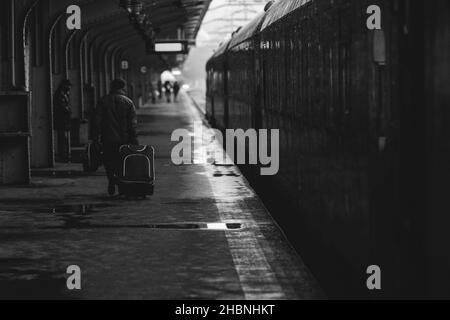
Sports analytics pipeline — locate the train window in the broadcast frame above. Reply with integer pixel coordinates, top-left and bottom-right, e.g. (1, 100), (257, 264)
(339, 43), (351, 117)
(373, 29), (386, 65)
(0, 23), (5, 63)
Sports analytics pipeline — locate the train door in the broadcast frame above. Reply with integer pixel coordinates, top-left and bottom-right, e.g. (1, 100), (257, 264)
(260, 39), (268, 131)
(209, 68), (215, 124)
(386, 0), (428, 298)
(83, 84), (96, 139)
(254, 37), (263, 130)
(424, 0), (450, 298)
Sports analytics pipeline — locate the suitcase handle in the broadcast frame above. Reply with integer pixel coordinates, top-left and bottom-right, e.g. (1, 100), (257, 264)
(120, 145), (147, 152)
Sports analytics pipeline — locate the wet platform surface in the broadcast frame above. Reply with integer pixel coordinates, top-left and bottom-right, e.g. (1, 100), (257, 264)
(0, 93), (322, 300)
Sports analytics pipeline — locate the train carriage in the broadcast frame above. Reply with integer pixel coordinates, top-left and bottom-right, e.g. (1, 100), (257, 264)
(226, 12), (266, 131)
(205, 39), (232, 131)
(206, 0), (450, 298)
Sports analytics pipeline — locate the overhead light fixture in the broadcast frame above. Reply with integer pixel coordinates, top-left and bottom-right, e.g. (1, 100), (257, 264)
(129, 12), (146, 27)
(119, 0), (127, 8)
(135, 13), (147, 24)
(142, 16), (151, 28)
(119, 0), (143, 15)
(129, 2), (143, 15)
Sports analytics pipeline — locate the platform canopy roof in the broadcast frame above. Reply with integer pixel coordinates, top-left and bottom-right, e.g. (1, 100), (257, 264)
(58, 0), (212, 68)
(80, 0), (212, 39)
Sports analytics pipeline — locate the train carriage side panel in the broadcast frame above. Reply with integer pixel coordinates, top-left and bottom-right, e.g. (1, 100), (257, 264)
(206, 0), (450, 298)
(227, 13), (267, 132)
(257, 0), (408, 297)
(425, 0), (450, 297)
(206, 39), (232, 131)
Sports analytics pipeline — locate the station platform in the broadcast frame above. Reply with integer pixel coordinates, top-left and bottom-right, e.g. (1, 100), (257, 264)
(0, 93), (322, 300)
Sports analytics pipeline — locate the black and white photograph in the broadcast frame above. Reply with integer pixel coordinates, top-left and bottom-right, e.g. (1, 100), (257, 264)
(0, 0), (449, 308)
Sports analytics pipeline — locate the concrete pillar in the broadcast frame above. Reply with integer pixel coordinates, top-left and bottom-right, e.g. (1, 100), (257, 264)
(110, 46), (121, 80)
(64, 31), (88, 146)
(0, 0), (32, 185)
(84, 35), (97, 139)
(28, 2), (65, 168)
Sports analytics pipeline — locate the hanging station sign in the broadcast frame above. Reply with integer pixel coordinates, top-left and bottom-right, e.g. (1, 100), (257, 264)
(121, 60), (129, 70)
(146, 40), (189, 54)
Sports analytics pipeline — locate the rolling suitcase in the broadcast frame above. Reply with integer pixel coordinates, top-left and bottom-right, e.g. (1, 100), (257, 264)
(82, 141), (102, 172)
(117, 145), (155, 197)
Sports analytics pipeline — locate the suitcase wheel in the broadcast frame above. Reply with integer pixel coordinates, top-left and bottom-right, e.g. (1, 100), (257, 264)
(148, 185), (154, 196)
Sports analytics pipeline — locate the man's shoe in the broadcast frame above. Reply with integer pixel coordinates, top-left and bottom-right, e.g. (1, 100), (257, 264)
(108, 183), (116, 196)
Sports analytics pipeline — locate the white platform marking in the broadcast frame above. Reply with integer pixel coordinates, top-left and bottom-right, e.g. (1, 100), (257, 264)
(185, 94), (286, 300)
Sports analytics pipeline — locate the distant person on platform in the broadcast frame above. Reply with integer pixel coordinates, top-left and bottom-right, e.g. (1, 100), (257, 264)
(95, 79), (138, 196)
(157, 80), (163, 100)
(149, 82), (156, 104)
(54, 79), (72, 162)
(173, 81), (180, 102)
(164, 81), (172, 103)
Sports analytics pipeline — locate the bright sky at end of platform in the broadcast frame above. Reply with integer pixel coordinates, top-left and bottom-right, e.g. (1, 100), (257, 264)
(182, 1), (266, 95)
(196, 0), (267, 48)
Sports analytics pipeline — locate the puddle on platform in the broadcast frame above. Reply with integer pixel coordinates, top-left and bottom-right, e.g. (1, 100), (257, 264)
(0, 203), (115, 215)
(137, 130), (168, 135)
(41, 222), (243, 231)
(32, 170), (89, 178)
(33, 204), (114, 214)
(160, 198), (217, 206)
(150, 223), (242, 230)
(0, 258), (70, 299)
(213, 163), (234, 167)
(213, 171), (241, 177)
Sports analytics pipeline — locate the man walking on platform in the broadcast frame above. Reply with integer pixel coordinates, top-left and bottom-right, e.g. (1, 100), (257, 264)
(95, 79), (139, 196)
